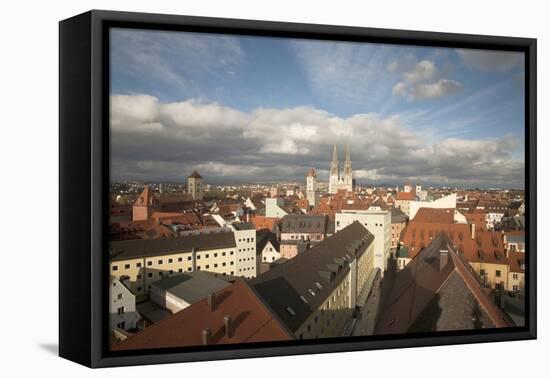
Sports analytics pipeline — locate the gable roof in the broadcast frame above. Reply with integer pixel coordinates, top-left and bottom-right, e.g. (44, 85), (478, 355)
(111, 278), (293, 350)
(251, 222), (374, 332)
(396, 191), (416, 201)
(375, 233), (512, 335)
(412, 208), (455, 223)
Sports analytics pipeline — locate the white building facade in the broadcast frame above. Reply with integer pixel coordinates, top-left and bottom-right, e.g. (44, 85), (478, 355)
(335, 209), (391, 273)
(232, 224), (257, 279)
(109, 276), (141, 332)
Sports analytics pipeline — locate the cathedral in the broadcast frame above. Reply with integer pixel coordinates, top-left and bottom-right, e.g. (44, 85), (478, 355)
(328, 144), (354, 194)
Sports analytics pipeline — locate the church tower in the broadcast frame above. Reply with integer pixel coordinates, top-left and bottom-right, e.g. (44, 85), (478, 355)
(132, 185), (158, 221)
(343, 144), (353, 191)
(329, 145), (340, 194)
(306, 167), (319, 208)
(187, 170), (204, 201)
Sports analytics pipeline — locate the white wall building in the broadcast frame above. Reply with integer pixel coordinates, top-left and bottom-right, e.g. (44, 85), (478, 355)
(335, 209), (391, 273)
(109, 276), (141, 332)
(232, 223), (257, 278)
(409, 193), (457, 220)
(265, 197), (288, 218)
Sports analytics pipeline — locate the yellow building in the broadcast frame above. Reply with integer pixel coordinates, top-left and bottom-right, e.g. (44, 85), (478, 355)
(110, 231), (241, 295)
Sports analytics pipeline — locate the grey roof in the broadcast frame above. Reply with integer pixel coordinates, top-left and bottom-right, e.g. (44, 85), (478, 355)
(251, 221), (374, 332)
(375, 233), (511, 335)
(256, 229), (280, 253)
(232, 222), (256, 230)
(280, 214), (328, 234)
(507, 235), (525, 243)
(151, 271), (230, 304)
(391, 207), (408, 223)
(110, 232), (236, 261)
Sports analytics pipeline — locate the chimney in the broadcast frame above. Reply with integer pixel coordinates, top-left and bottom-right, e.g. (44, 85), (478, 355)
(470, 223), (475, 240)
(207, 292), (216, 312)
(439, 249), (449, 271)
(224, 315), (232, 338)
(201, 328), (212, 346)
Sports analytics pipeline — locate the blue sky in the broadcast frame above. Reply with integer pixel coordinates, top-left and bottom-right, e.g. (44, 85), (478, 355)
(110, 28), (525, 188)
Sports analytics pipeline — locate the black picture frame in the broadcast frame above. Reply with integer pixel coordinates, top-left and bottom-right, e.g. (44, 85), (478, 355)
(59, 9), (537, 368)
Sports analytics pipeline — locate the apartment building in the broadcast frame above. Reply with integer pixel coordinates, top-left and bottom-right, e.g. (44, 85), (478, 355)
(110, 228), (256, 295)
(335, 209), (391, 272)
(251, 221), (375, 340)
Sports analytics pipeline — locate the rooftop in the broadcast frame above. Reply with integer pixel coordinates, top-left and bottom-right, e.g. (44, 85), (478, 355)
(110, 231), (236, 261)
(111, 278), (292, 350)
(151, 271), (231, 304)
(375, 233), (512, 335)
(251, 221), (374, 332)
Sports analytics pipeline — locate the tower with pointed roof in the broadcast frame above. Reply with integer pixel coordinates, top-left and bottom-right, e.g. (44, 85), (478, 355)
(343, 144), (353, 191)
(306, 167), (319, 208)
(132, 185), (158, 221)
(328, 144), (354, 194)
(187, 170), (204, 201)
(329, 145), (340, 194)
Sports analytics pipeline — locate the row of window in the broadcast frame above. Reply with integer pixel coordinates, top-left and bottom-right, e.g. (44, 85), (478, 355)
(238, 238), (255, 243)
(111, 251), (236, 271)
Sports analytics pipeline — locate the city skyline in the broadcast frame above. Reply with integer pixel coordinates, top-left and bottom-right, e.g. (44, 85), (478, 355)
(110, 28), (525, 188)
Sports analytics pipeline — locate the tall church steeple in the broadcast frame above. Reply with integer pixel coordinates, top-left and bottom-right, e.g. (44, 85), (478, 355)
(329, 145), (340, 194)
(343, 144), (353, 190)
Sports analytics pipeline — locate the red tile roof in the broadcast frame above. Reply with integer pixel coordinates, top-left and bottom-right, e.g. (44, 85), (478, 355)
(395, 191), (416, 201)
(412, 208), (455, 223)
(111, 278), (293, 351)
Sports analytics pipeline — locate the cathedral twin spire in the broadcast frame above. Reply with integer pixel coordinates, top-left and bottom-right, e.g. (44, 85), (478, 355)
(329, 144), (353, 194)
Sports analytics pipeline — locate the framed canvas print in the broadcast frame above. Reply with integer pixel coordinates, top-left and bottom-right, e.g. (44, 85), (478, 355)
(59, 10), (537, 368)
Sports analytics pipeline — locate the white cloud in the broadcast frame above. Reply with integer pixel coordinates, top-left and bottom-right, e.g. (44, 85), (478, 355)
(110, 94), (524, 187)
(392, 60), (461, 101)
(456, 49), (524, 72)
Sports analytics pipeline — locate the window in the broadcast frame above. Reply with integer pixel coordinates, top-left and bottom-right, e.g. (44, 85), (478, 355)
(214, 253), (218, 257)
(158, 259), (163, 265)
(168, 258), (173, 263)
(147, 261), (152, 266)
(187, 256), (192, 261)
(178, 257), (183, 262)
(136, 274), (141, 279)
(197, 266), (201, 271)
(513, 285), (519, 291)
(169, 270), (173, 274)
(148, 273), (153, 278)
(197, 255), (201, 260)
(205, 265), (210, 269)
(124, 264), (130, 269)
(496, 270), (501, 277)
(205, 254), (209, 258)
(117, 322), (125, 329)
(178, 268), (183, 273)
(136, 262), (142, 268)
(222, 252), (226, 256)
(112, 265), (118, 271)
(513, 273), (518, 279)
(117, 293), (123, 300)
(222, 262), (226, 266)
(214, 263), (218, 267)
(117, 306), (125, 315)
(187, 267), (192, 271)
(230, 251), (234, 255)
(230, 261), (234, 265)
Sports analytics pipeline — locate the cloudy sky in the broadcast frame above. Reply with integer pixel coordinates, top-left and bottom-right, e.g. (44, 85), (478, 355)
(110, 28), (525, 188)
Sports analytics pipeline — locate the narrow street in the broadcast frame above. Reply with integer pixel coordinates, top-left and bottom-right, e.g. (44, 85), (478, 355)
(352, 252), (398, 336)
